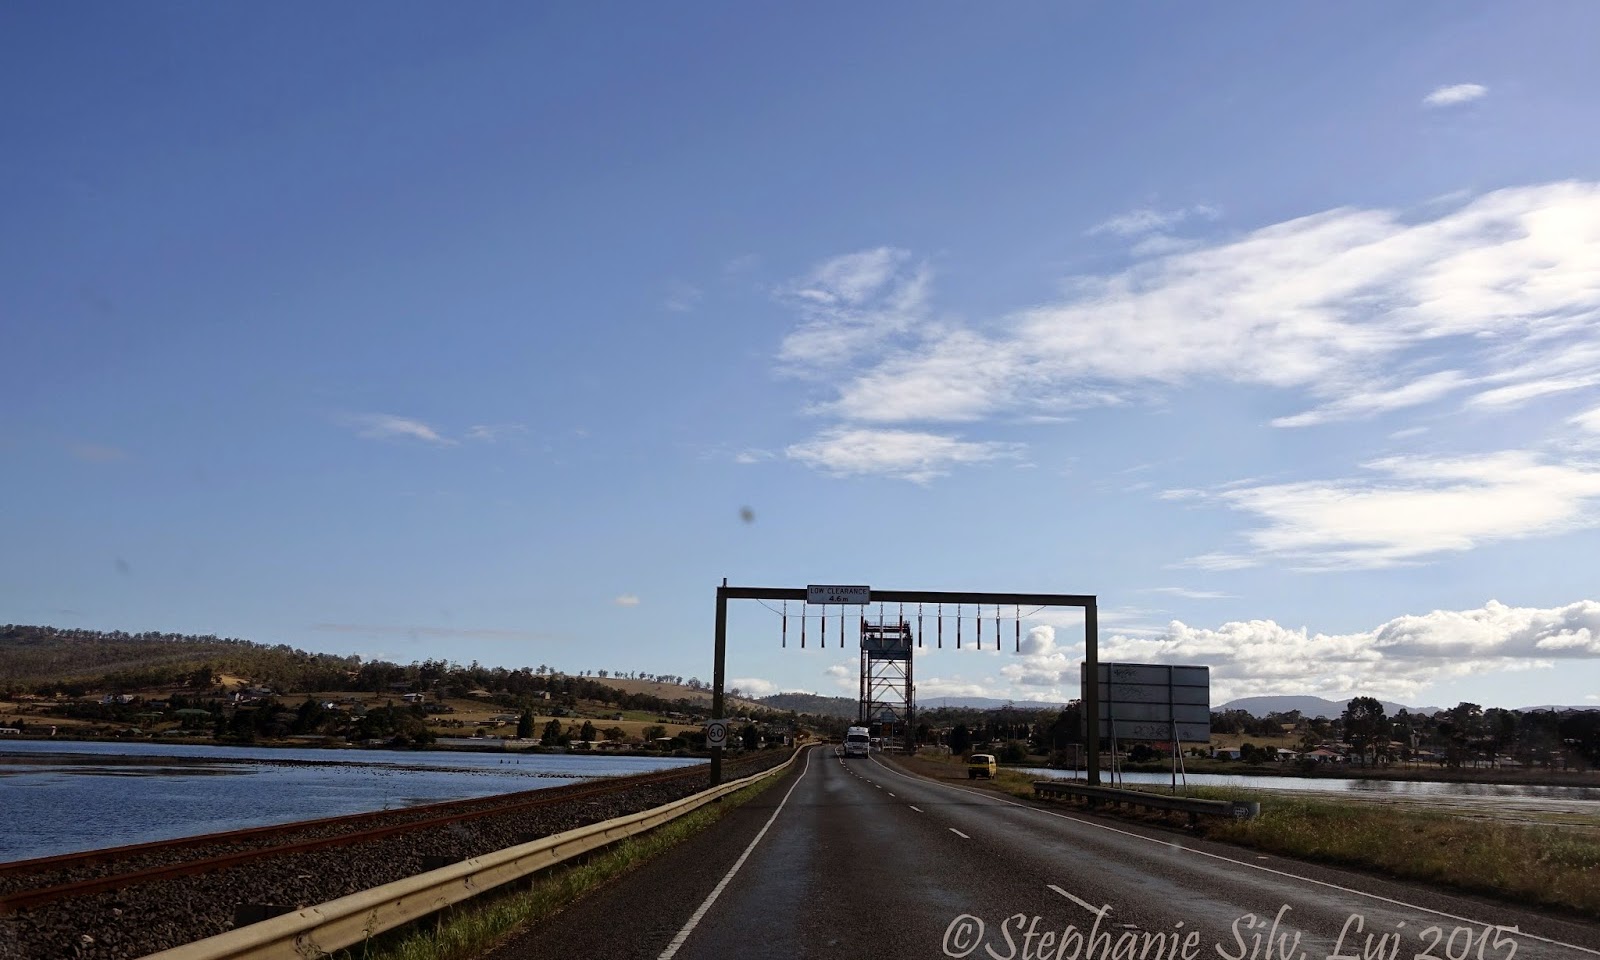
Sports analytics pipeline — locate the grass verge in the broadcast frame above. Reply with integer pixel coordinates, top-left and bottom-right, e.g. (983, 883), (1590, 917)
(341, 771), (785, 960)
(1197, 787), (1600, 918)
(1055, 781), (1600, 918)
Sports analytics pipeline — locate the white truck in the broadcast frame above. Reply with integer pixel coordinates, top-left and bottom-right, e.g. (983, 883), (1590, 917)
(843, 726), (871, 758)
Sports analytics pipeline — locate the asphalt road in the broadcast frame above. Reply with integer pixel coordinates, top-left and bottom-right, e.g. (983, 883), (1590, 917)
(483, 745), (1600, 960)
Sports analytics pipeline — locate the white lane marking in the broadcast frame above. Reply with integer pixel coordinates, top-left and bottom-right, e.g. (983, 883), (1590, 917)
(909, 805), (923, 813)
(1047, 883), (1104, 915)
(866, 754), (1599, 958)
(657, 747), (815, 960)
(887, 792), (895, 797)
(949, 828), (970, 839)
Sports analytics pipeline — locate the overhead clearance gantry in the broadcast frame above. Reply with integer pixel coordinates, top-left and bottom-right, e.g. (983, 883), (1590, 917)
(708, 581), (1100, 786)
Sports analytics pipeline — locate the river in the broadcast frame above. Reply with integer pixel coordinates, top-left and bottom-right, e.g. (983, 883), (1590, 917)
(0, 740), (703, 862)
(1020, 767), (1600, 821)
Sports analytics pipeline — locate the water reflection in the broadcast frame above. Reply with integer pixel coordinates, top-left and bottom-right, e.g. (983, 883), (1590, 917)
(0, 741), (703, 862)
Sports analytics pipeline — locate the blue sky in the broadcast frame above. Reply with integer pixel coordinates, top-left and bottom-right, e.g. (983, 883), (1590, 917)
(5, 3), (1600, 711)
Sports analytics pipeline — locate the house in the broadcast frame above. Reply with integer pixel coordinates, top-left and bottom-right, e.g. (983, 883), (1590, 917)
(1211, 747), (1243, 761)
(401, 693), (425, 704)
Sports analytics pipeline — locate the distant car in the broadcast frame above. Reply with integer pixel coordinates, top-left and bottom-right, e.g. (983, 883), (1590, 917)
(967, 753), (997, 779)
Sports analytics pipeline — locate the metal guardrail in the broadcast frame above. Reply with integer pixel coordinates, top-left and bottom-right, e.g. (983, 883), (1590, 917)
(1033, 780), (1260, 821)
(140, 750), (805, 960)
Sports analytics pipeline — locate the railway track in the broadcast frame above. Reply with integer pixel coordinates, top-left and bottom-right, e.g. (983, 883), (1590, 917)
(2, 750), (793, 959)
(0, 762), (703, 912)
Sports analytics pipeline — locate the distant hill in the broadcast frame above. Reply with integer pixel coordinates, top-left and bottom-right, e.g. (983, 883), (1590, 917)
(920, 696), (1071, 710)
(1218, 695), (1435, 719)
(593, 677), (766, 713)
(757, 692), (857, 719)
(1517, 704), (1600, 712)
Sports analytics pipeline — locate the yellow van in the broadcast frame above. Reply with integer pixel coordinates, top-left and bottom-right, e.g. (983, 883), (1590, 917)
(967, 753), (997, 779)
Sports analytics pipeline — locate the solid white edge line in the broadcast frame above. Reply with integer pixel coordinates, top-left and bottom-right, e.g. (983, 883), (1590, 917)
(950, 828), (970, 839)
(656, 746), (814, 960)
(866, 754), (1599, 958)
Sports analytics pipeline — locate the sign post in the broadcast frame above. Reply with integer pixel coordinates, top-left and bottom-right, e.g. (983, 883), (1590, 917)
(704, 719), (728, 750)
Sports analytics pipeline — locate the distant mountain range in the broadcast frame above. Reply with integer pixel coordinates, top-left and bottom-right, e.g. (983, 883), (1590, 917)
(1219, 695), (1600, 718)
(920, 696), (1072, 710)
(755, 693), (1071, 718)
(1218, 696), (1435, 718)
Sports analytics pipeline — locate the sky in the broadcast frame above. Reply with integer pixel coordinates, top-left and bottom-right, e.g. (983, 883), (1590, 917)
(4, 3), (1600, 712)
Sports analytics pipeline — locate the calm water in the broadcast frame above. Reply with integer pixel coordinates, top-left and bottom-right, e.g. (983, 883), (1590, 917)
(0, 740), (702, 862)
(1020, 767), (1600, 818)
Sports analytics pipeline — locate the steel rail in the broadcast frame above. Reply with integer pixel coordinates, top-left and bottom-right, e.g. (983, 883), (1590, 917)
(139, 747), (806, 960)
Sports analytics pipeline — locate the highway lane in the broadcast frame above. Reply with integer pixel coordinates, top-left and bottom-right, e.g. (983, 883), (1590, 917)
(483, 745), (1599, 960)
(860, 753), (1599, 960)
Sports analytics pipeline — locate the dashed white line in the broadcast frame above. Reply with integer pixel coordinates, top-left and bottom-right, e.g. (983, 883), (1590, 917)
(656, 748), (813, 960)
(1047, 883), (1104, 914)
(949, 828), (970, 839)
(865, 753), (1599, 958)
(909, 805), (923, 813)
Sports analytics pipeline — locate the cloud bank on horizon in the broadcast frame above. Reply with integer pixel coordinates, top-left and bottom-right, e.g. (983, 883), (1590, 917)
(781, 599), (1600, 708)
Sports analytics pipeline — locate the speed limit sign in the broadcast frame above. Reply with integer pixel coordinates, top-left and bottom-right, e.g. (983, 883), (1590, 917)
(704, 719), (729, 749)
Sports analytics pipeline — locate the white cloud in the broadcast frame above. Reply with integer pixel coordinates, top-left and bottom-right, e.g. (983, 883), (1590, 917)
(824, 660), (857, 692)
(1423, 83), (1488, 107)
(777, 247), (932, 370)
(1574, 406), (1600, 433)
(1180, 451), (1600, 569)
(345, 413), (454, 445)
(1149, 587), (1233, 600)
(785, 427), (1021, 483)
(729, 677), (777, 697)
(1088, 204), (1219, 237)
(613, 594), (640, 607)
(1467, 375), (1600, 410)
(733, 448), (776, 464)
(465, 423), (528, 443)
(664, 280), (702, 313)
(993, 599), (1600, 703)
(1271, 370), (1472, 427)
(786, 183), (1600, 429)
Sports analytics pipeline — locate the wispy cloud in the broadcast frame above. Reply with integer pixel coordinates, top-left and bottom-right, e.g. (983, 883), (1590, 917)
(1148, 587), (1234, 600)
(780, 182), (1600, 431)
(1174, 451), (1600, 570)
(664, 280), (702, 313)
(465, 423), (528, 443)
(733, 448), (776, 464)
(1423, 83), (1488, 107)
(785, 427), (1021, 483)
(613, 594), (640, 607)
(1272, 371), (1473, 428)
(777, 247), (932, 371)
(344, 413), (454, 445)
(1087, 204), (1219, 237)
(1573, 406), (1600, 433)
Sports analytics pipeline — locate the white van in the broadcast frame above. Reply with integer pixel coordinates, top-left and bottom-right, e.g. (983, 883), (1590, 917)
(843, 726), (870, 758)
